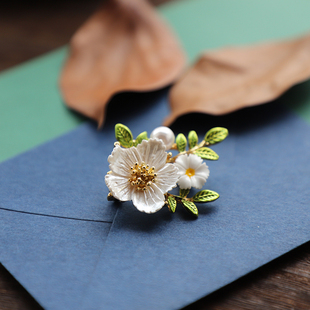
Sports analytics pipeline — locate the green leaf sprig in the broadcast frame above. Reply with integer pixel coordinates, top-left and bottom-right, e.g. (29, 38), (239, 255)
(170, 127), (228, 162)
(115, 123), (148, 147)
(166, 188), (219, 217)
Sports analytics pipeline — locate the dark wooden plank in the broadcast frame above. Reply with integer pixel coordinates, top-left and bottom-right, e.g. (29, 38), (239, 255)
(0, 0), (101, 71)
(0, 264), (43, 310)
(0, 1), (310, 309)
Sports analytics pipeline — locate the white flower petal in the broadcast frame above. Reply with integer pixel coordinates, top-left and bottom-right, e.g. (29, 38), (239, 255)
(174, 163), (186, 176)
(109, 146), (141, 177)
(155, 163), (179, 193)
(195, 163), (210, 179)
(132, 184), (165, 213)
(121, 148), (141, 169)
(188, 154), (203, 170)
(137, 138), (167, 170)
(190, 175), (206, 189)
(178, 175), (192, 189)
(105, 173), (133, 201)
(175, 154), (190, 170)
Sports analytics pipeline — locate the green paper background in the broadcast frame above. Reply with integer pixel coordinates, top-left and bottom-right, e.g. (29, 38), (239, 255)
(0, 48), (83, 162)
(1, 0), (310, 163)
(160, 0), (310, 62)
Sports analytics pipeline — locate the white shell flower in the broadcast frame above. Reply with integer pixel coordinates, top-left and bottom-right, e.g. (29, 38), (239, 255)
(174, 154), (210, 189)
(105, 138), (179, 213)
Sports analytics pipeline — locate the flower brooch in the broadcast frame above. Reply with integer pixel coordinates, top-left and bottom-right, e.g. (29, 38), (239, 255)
(106, 124), (228, 217)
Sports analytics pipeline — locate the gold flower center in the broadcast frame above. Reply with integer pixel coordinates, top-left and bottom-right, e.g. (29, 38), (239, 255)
(128, 162), (157, 191)
(185, 168), (195, 178)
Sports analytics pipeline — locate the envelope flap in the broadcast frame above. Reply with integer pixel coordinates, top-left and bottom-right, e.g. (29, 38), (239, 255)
(0, 123), (117, 221)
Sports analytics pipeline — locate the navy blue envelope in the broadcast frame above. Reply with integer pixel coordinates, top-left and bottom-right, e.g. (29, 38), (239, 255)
(1, 85), (310, 309)
(81, 96), (310, 309)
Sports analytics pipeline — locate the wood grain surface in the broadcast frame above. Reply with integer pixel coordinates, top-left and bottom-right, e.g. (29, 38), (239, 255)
(0, 1), (310, 309)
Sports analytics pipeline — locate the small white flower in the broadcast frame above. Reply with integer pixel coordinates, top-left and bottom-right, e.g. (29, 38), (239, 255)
(174, 154), (210, 189)
(105, 138), (179, 213)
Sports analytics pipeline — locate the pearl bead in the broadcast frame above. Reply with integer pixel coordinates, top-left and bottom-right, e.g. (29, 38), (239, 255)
(150, 126), (175, 150)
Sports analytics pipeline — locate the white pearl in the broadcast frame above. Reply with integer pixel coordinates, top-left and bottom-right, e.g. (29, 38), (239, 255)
(150, 126), (175, 150)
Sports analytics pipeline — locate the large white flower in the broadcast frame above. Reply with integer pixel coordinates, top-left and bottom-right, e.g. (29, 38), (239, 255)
(105, 138), (179, 213)
(174, 154), (210, 189)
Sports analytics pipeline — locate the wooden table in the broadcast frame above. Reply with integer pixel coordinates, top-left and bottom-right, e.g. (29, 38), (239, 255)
(1, 1), (310, 309)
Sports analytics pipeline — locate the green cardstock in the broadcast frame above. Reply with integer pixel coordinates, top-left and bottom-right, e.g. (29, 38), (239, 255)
(159, 0), (310, 62)
(0, 48), (83, 163)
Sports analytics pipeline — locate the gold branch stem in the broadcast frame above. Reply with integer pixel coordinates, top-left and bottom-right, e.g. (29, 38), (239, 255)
(167, 140), (208, 163)
(165, 192), (190, 202)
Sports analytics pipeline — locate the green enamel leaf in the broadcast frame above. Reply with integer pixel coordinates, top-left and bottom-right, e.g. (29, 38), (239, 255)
(179, 188), (190, 198)
(193, 190), (219, 203)
(115, 123), (133, 148)
(204, 127), (228, 145)
(167, 196), (177, 213)
(134, 131), (148, 146)
(176, 133), (187, 152)
(194, 147), (219, 160)
(188, 130), (198, 149)
(182, 200), (198, 216)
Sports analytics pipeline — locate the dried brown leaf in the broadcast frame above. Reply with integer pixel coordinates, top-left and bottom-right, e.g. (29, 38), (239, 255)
(60, 0), (186, 127)
(165, 34), (310, 126)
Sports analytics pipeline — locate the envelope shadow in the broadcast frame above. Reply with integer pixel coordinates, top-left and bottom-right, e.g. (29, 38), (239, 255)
(104, 87), (170, 128)
(178, 204), (218, 221)
(114, 200), (218, 233)
(114, 202), (174, 233)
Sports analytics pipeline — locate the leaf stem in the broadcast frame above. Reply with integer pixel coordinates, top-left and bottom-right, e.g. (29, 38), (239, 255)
(168, 140), (208, 162)
(165, 193), (191, 202)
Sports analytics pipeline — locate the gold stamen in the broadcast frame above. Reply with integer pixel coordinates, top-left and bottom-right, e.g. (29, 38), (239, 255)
(128, 161), (157, 191)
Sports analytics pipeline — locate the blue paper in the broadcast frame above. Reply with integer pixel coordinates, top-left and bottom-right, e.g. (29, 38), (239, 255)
(0, 123), (115, 221)
(1, 94), (310, 309)
(0, 209), (111, 310)
(82, 103), (310, 309)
